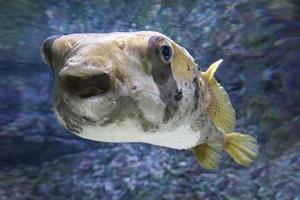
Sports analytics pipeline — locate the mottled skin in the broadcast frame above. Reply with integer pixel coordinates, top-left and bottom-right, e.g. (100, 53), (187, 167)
(41, 31), (224, 149)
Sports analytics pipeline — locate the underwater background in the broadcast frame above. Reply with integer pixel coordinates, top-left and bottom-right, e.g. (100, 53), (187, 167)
(0, 0), (299, 199)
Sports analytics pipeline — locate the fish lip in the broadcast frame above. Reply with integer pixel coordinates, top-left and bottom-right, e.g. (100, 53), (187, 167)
(59, 64), (109, 78)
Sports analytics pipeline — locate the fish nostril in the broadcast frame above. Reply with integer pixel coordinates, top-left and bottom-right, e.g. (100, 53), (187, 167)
(62, 73), (110, 98)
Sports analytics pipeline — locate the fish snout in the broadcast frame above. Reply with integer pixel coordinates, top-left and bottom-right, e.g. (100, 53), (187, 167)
(40, 35), (62, 65)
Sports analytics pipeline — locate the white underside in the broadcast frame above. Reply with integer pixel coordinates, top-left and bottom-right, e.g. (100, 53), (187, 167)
(79, 119), (203, 149)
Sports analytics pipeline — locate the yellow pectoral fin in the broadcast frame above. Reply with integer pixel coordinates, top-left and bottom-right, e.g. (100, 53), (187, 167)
(203, 59), (236, 134)
(192, 143), (222, 170)
(207, 78), (236, 133)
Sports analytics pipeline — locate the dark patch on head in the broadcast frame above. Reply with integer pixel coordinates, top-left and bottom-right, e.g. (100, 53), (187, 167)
(56, 98), (95, 134)
(100, 96), (158, 132)
(42, 35), (61, 66)
(192, 76), (200, 111)
(148, 36), (180, 122)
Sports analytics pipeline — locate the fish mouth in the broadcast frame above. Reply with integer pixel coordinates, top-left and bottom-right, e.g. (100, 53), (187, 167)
(61, 73), (111, 98)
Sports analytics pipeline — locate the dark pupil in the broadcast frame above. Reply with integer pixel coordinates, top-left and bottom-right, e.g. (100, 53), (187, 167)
(161, 45), (171, 61)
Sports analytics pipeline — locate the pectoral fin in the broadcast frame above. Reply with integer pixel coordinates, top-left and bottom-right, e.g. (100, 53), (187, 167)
(202, 59), (236, 134)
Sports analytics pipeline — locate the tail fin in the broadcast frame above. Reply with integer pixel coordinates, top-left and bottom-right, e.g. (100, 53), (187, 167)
(224, 132), (258, 166)
(192, 143), (222, 170)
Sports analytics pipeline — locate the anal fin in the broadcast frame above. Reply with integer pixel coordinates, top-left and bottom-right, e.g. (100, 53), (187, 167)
(192, 143), (222, 170)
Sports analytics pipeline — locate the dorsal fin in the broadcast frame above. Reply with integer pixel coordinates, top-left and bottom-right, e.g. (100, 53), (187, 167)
(204, 59), (223, 81)
(202, 59), (236, 134)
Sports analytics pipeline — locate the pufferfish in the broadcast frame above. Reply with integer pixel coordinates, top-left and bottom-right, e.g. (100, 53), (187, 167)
(41, 31), (258, 170)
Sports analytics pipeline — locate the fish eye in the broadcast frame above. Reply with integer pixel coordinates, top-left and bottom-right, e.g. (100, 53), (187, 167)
(160, 44), (172, 63)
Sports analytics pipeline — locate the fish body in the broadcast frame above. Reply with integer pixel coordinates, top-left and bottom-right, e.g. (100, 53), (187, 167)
(41, 31), (258, 169)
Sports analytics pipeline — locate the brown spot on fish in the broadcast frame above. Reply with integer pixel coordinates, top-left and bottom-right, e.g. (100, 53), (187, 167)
(192, 76), (200, 111)
(132, 85), (137, 90)
(187, 64), (191, 71)
(175, 89), (183, 101)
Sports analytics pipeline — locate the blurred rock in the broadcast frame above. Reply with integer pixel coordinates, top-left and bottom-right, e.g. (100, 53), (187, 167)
(0, 143), (299, 199)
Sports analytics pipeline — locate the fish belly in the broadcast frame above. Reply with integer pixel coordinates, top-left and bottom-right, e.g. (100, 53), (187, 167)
(79, 119), (206, 149)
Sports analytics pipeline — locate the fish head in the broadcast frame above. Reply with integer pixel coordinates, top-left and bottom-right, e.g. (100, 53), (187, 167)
(41, 31), (204, 134)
